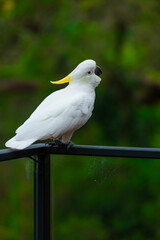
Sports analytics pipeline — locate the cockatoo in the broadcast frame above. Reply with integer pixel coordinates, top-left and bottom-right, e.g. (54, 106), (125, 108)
(5, 59), (102, 150)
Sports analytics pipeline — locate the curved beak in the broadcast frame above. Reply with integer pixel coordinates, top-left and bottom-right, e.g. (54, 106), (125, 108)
(95, 66), (102, 76)
(50, 75), (71, 84)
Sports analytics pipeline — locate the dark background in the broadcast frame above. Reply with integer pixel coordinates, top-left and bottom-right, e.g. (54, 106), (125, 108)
(0, 0), (160, 239)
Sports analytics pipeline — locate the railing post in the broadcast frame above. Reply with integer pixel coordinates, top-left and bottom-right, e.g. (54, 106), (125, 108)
(34, 154), (51, 240)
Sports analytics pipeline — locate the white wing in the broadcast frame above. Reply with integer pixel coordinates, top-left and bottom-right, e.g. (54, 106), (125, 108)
(15, 89), (94, 141)
(16, 88), (65, 133)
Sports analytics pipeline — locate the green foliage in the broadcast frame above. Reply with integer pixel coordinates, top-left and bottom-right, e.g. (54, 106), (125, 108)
(0, 0), (160, 239)
(56, 215), (106, 240)
(53, 156), (160, 240)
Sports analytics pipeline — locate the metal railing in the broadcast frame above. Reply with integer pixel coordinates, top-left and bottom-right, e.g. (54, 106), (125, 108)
(1, 143), (160, 240)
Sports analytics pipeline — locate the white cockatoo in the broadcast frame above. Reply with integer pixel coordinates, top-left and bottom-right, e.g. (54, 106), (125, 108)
(5, 59), (102, 150)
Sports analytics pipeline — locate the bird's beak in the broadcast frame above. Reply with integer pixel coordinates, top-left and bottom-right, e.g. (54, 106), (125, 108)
(50, 75), (71, 84)
(95, 66), (102, 76)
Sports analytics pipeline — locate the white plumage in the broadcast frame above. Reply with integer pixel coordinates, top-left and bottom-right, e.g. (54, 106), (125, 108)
(5, 59), (102, 149)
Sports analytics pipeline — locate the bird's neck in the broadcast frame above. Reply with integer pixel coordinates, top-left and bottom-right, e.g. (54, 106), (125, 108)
(68, 81), (95, 93)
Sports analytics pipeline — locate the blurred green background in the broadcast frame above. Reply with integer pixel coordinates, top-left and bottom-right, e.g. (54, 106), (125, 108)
(0, 0), (160, 239)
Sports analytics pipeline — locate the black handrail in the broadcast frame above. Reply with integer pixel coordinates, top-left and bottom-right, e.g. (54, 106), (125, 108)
(1, 143), (160, 161)
(1, 143), (160, 240)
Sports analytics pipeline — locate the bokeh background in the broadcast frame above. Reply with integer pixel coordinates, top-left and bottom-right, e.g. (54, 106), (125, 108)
(0, 0), (160, 239)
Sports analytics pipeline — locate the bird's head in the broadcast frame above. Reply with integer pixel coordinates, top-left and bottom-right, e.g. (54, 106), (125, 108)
(51, 59), (102, 88)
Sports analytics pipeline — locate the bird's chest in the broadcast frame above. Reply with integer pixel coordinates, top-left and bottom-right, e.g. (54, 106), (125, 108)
(59, 90), (95, 133)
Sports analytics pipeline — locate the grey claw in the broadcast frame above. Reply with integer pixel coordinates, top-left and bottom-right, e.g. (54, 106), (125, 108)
(48, 140), (64, 146)
(67, 141), (74, 150)
(48, 140), (74, 149)
(47, 142), (56, 146)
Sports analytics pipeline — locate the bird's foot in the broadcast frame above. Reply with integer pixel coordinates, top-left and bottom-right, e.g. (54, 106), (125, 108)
(48, 140), (65, 147)
(47, 140), (74, 150)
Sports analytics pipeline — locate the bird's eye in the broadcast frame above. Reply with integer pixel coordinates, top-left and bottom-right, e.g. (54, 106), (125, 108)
(88, 71), (91, 75)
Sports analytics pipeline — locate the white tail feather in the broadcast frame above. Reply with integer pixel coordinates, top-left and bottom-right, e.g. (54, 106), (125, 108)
(5, 136), (36, 150)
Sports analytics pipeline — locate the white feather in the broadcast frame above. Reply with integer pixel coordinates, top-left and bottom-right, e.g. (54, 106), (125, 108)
(5, 137), (36, 150)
